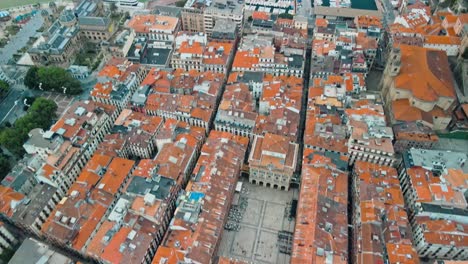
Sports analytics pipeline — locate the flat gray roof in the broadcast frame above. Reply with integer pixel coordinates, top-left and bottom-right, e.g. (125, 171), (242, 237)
(12, 183), (57, 227)
(9, 238), (72, 264)
(406, 148), (468, 173)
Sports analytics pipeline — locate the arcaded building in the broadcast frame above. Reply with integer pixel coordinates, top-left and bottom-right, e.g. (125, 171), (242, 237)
(248, 133), (298, 191)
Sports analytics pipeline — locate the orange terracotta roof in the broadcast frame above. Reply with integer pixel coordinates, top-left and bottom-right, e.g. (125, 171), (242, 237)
(252, 11), (270, 21)
(152, 247), (185, 264)
(355, 15), (382, 28)
(99, 157), (135, 195)
(127, 14), (179, 34)
(98, 65), (122, 79)
(86, 220), (114, 257)
(0, 186), (24, 217)
(395, 45), (455, 102)
(315, 18), (328, 27)
(178, 40), (203, 55)
(100, 226), (132, 263)
(232, 50), (259, 68)
(425, 35), (461, 45)
(386, 243), (420, 264)
(457, 13), (468, 24)
(444, 14), (458, 25)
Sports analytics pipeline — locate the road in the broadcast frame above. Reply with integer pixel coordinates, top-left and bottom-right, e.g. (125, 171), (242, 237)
(295, 0), (312, 17)
(0, 83), (28, 125)
(379, 0), (396, 27)
(0, 13), (44, 65)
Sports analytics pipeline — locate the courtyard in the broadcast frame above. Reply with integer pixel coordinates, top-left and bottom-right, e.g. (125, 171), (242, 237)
(217, 180), (298, 264)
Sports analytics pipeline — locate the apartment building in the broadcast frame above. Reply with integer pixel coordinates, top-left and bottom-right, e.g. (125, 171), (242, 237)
(291, 149), (348, 263)
(232, 45), (304, 77)
(254, 75), (302, 141)
(153, 138), (198, 188)
(34, 101), (118, 196)
(181, 0), (244, 36)
(214, 83), (258, 138)
(382, 45), (457, 131)
(171, 37), (234, 74)
(399, 149), (468, 260)
(303, 77), (350, 156)
(352, 161), (419, 264)
(153, 131), (248, 264)
(111, 109), (164, 159)
(215, 74), (303, 141)
(248, 133), (298, 191)
(127, 14), (180, 45)
(11, 183), (59, 233)
(0, 186), (23, 253)
(311, 20), (378, 77)
(346, 101), (397, 166)
(423, 35), (462, 56)
(154, 118), (206, 153)
(95, 133), (129, 158)
(91, 58), (147, 110)
(105, 29), (136, 58)
(142, 69), (224, 132)
(85, 154), (190, 264)
(41, 155), (135, 252)
(211, 19), (238, 41)
(23, 128), (64, 160)
(227, 71), (264, 98)
(392, 122), (439, 153)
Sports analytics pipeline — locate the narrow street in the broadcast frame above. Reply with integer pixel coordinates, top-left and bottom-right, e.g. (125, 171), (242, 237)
(295, 47), (312, 178)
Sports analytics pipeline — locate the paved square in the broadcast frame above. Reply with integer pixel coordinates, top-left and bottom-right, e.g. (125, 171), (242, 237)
(41, 92), (73, 116)
(241, 198), (262, 225)
(262, 202), (285, 231)
(217, 180), (298, 264)
(231, 226), (256, 258)
(255, 231), (278, 263)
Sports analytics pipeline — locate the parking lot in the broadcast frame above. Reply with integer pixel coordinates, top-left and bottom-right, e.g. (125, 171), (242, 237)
(218, 180), (298, 264)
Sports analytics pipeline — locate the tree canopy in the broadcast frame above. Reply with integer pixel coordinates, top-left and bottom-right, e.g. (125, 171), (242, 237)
(24, 66), (83, 95)
(0, 97), (57, 156)
(0, 155), (11, 181)
(0, 80), (9, 97)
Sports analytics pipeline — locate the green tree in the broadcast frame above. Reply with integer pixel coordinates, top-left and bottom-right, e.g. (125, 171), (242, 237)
(24, 66), (82, 95)
(0, 128), (26, 156)
(0, 98), (57, 157)
(110, 2), (118, 13)
(0, 155), (11, 181)
(0, 80), (9, 97)
(278, 13), (293, 19)
(247, 16), (253, 22)
(0, 247), (15, 263)
(24, 66), (39, 89)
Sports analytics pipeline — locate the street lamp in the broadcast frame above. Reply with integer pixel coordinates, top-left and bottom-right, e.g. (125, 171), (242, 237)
(38, 82), (43, 90)
(62, 86), (67, 94)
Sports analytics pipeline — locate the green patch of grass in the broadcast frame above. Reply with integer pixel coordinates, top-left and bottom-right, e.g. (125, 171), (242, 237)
(438, 131), (468, 140)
